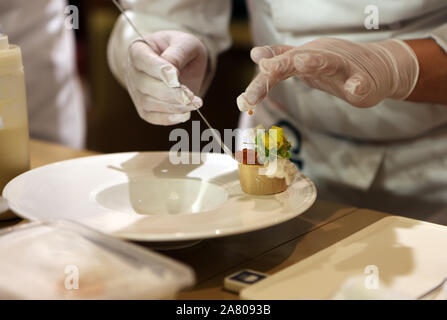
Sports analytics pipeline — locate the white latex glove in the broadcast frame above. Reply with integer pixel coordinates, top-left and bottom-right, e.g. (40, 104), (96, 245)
(127, 30), (208, 125)
(237, 38), (419, 111)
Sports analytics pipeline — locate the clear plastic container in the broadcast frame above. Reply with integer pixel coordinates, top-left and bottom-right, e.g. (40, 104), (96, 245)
(0, 220), (195, 300)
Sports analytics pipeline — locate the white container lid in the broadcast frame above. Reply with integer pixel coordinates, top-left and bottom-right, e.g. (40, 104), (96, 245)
(0, 34), (23, 72)
(0, 220), (195, 300)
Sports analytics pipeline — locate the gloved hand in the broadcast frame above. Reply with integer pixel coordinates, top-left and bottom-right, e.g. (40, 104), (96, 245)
(237, 38), (419, 111)
(127, 30), (208, 125)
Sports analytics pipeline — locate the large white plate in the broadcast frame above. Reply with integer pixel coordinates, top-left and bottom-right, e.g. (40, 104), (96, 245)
(3, 152), (317, 242)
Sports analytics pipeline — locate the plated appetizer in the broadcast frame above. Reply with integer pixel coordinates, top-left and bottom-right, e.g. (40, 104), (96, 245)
(236, 126), (298, 195)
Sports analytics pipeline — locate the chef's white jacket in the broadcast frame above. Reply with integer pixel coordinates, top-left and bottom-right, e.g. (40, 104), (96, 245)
(0, 0), (85, 148)
(108, 0), (447, 223)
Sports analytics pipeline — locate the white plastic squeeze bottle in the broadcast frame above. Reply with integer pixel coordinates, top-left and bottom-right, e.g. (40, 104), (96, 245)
(0, 33), (30, 220)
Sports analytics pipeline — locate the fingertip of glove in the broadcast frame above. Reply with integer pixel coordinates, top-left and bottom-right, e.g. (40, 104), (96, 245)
(237, 94), (255, 112)
(192, 96), (203, 108)
(251, 46), (275, 62)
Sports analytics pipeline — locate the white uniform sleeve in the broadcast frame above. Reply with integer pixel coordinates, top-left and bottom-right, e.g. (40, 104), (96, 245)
(430, 23), (447, 52)
(107, 0), (232, 93)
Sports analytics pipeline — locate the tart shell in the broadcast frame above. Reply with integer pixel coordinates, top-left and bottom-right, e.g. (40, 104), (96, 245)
(238, 163), (287, 195)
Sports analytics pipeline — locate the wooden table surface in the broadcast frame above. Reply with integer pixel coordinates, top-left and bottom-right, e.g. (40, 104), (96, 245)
(1, 139), (390, 300)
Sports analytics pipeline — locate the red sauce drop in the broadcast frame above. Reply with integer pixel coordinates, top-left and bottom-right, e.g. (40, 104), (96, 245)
(235, 148), (260, 165)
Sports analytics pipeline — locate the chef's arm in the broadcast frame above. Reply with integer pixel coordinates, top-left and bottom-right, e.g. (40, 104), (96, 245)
(107, 0), (232, 95)
(405, 24), (447, 105)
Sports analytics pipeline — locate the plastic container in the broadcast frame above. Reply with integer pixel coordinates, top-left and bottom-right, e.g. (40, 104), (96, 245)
(0, 34), (30, 220)
(0, 220), (195, 300)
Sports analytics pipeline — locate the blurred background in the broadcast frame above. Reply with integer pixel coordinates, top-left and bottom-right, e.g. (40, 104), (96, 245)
(69, 0), (255, 153)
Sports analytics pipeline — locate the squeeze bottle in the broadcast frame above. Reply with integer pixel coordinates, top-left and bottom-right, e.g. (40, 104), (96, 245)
(0, 34), (30, 220)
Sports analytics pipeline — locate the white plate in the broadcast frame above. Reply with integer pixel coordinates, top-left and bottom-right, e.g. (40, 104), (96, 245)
(3, 152), (317, 242)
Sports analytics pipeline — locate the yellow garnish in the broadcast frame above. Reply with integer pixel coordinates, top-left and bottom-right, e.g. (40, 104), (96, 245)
(263, 126), (285, 149)
(256, 125), (291, 159)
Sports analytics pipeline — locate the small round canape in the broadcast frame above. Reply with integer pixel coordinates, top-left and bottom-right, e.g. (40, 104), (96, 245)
(236, 149), (288, 195)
